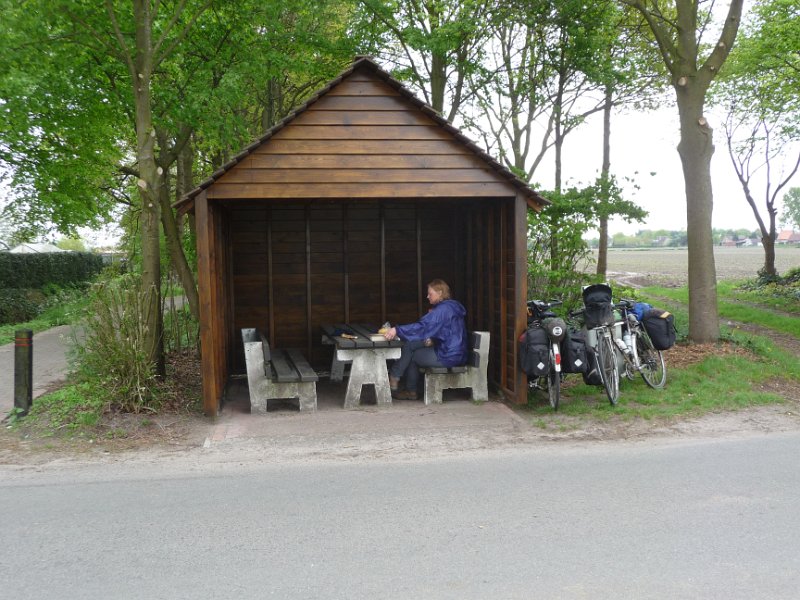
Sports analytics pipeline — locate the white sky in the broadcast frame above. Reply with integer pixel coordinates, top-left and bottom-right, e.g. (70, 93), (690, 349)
(546, 102), (799, 237)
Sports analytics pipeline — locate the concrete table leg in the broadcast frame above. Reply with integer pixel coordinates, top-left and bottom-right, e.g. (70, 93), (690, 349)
(337, 347), (401, 409)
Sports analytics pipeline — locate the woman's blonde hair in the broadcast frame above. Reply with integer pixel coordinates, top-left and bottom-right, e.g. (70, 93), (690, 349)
(428, 279), (451, 300)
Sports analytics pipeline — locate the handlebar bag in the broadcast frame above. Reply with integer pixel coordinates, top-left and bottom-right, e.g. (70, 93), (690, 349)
(519, 326), (550, 377)
(642, 309), (676, 350)
(561, 331), (588, 374)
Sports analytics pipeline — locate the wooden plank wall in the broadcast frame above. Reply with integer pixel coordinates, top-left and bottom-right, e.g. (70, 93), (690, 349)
(230, 200), (466, 371)
(209, 71), (518, 201)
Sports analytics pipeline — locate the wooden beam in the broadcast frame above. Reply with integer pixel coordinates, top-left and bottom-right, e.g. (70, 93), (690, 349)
(305, 205), (312, 358)
(513, 194), (529, 404)
(195, 191), (219, 416)
(267, 208), (275, 348)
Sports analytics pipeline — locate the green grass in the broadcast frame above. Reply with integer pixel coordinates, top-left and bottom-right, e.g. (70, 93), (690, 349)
(524, 329), (798, 423)
(643, 283), (800, 338)
(16, 381), (109, 436)
(521, 282), (800, 428)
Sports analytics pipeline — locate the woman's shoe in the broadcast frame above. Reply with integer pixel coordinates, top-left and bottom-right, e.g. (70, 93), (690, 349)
(395, 390), (418, 401)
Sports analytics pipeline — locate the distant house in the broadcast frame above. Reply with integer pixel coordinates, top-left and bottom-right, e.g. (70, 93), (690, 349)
(739, 238), (761, 247)
(776, 229), (800, 244)
(9, 242), (66, 253)
(720, 236), (737, 247)
(653, 236), (672, 247)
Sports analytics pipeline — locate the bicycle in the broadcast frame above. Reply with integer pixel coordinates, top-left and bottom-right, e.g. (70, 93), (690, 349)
(612, 299), (667, 389)
(523, 299), (566, 410)
(569, 306), (620, 405)
(571, 283), (622, 406)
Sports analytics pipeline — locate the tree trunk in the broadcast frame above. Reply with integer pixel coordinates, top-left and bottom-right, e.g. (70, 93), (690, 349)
(762, 234), (777, 277)
(596, 85), (612, 278)
(132, 0), (164, 376)
(676, 87), (719, 343)
(430, 51), (446, 114)
(159, 173), (200, 321)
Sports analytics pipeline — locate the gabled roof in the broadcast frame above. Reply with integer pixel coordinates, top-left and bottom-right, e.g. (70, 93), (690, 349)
(9, 242), (66, 253)
(777, 229), (800, 242)
(176, 56), (547, 211)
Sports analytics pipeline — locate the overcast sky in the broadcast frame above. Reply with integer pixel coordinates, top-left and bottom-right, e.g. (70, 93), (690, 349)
(543, 101), (799, 237)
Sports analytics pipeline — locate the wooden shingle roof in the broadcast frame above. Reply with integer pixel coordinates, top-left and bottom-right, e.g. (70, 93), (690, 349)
(176, 56), (548, 211)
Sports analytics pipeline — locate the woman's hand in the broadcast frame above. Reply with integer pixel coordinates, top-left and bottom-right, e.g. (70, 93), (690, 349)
(383, 327), (398, 341)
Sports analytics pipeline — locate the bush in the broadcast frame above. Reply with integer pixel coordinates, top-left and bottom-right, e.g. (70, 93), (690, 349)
(0, 288), (44, 324)
(0, 251), (103, 289)
(72, 275), (162, 413)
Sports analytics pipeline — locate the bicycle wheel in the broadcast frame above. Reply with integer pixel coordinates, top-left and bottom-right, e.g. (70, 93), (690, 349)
(547, 355), (560, 411)
(597, 333), (620, 405)
(637, 329), (666, 389)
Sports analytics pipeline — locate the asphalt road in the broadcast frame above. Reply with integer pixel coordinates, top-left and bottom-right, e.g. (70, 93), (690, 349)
(2, 432), (799, 599)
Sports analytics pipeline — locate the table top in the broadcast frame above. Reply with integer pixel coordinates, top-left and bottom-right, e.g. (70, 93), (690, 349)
(320, 323), (404, 349)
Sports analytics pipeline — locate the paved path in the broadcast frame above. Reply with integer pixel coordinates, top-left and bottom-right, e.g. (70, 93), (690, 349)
(0, 325), (75, 415)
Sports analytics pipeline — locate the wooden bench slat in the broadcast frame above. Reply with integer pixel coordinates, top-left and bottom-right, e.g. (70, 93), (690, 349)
(286, 349), (319, 382)
(271, 349), (300, 383)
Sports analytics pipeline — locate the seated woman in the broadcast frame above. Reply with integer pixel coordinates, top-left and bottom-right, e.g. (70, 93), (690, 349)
(383, 279), (468, 400)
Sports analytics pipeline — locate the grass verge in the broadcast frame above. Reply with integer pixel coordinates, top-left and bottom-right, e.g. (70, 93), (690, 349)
(642, 283), (800, 338)
(520, 298), (800, 428)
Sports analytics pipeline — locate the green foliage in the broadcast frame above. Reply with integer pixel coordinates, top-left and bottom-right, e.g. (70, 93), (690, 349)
(72, 275), (163, 414)
(782, 188), (800, 230)
(527, 188), (595, 309)
(0, 251), (103, 289)
(529, 180), (646, 309)
(721, 0), (800, 126)
(0, 288), (42, 325)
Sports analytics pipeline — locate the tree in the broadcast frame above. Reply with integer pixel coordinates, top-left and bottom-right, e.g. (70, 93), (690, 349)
(722, 116), (800, 276)
(0, 0), (362, 378)
(713, 0), (800, 276)
(357, 0), (495, 122)
(593, 5), (666, 277)
(622, 0), (744, 343)
(782, 188), (800, 231)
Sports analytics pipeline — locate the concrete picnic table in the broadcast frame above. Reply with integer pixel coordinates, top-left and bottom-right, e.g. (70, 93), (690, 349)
(320, 324), (403, 409)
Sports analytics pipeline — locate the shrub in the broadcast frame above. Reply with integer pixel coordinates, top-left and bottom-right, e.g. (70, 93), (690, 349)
(0, 251), (103, 289)
(0, 288), (43, 324)
(72, 275), (161, 413)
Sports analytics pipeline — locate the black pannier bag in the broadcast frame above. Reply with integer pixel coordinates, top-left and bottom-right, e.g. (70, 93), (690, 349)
(642, 308), (676, 350)
(561, 330), (588, 374)
(519, 326), (550, 378)
(581, 343), (603, 386)
(582, 283), (614, 329)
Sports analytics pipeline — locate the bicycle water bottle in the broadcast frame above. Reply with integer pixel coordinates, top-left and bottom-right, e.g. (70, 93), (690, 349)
(623, 331), (632, 352)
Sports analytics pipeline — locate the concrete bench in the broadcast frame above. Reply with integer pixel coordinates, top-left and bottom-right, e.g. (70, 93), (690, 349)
(420, 331), (490, 405)
(241, 328), (318, 413)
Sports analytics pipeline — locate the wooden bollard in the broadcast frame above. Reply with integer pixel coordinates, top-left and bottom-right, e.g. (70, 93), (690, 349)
(14, 329), (33, 415)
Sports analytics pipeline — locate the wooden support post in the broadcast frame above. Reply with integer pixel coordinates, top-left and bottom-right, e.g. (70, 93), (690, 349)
(14, 329), (33, 415)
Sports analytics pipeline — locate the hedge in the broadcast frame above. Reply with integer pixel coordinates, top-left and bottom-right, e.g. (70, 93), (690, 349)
(0, 251), (104, 289)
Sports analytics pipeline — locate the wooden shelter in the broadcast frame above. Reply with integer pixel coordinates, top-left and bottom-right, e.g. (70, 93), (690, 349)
(176, 57), (548, 416)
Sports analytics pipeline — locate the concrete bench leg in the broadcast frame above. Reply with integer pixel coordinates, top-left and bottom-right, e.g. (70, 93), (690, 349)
(298, 383), (317, 412)
(330, 354), (349, 382)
